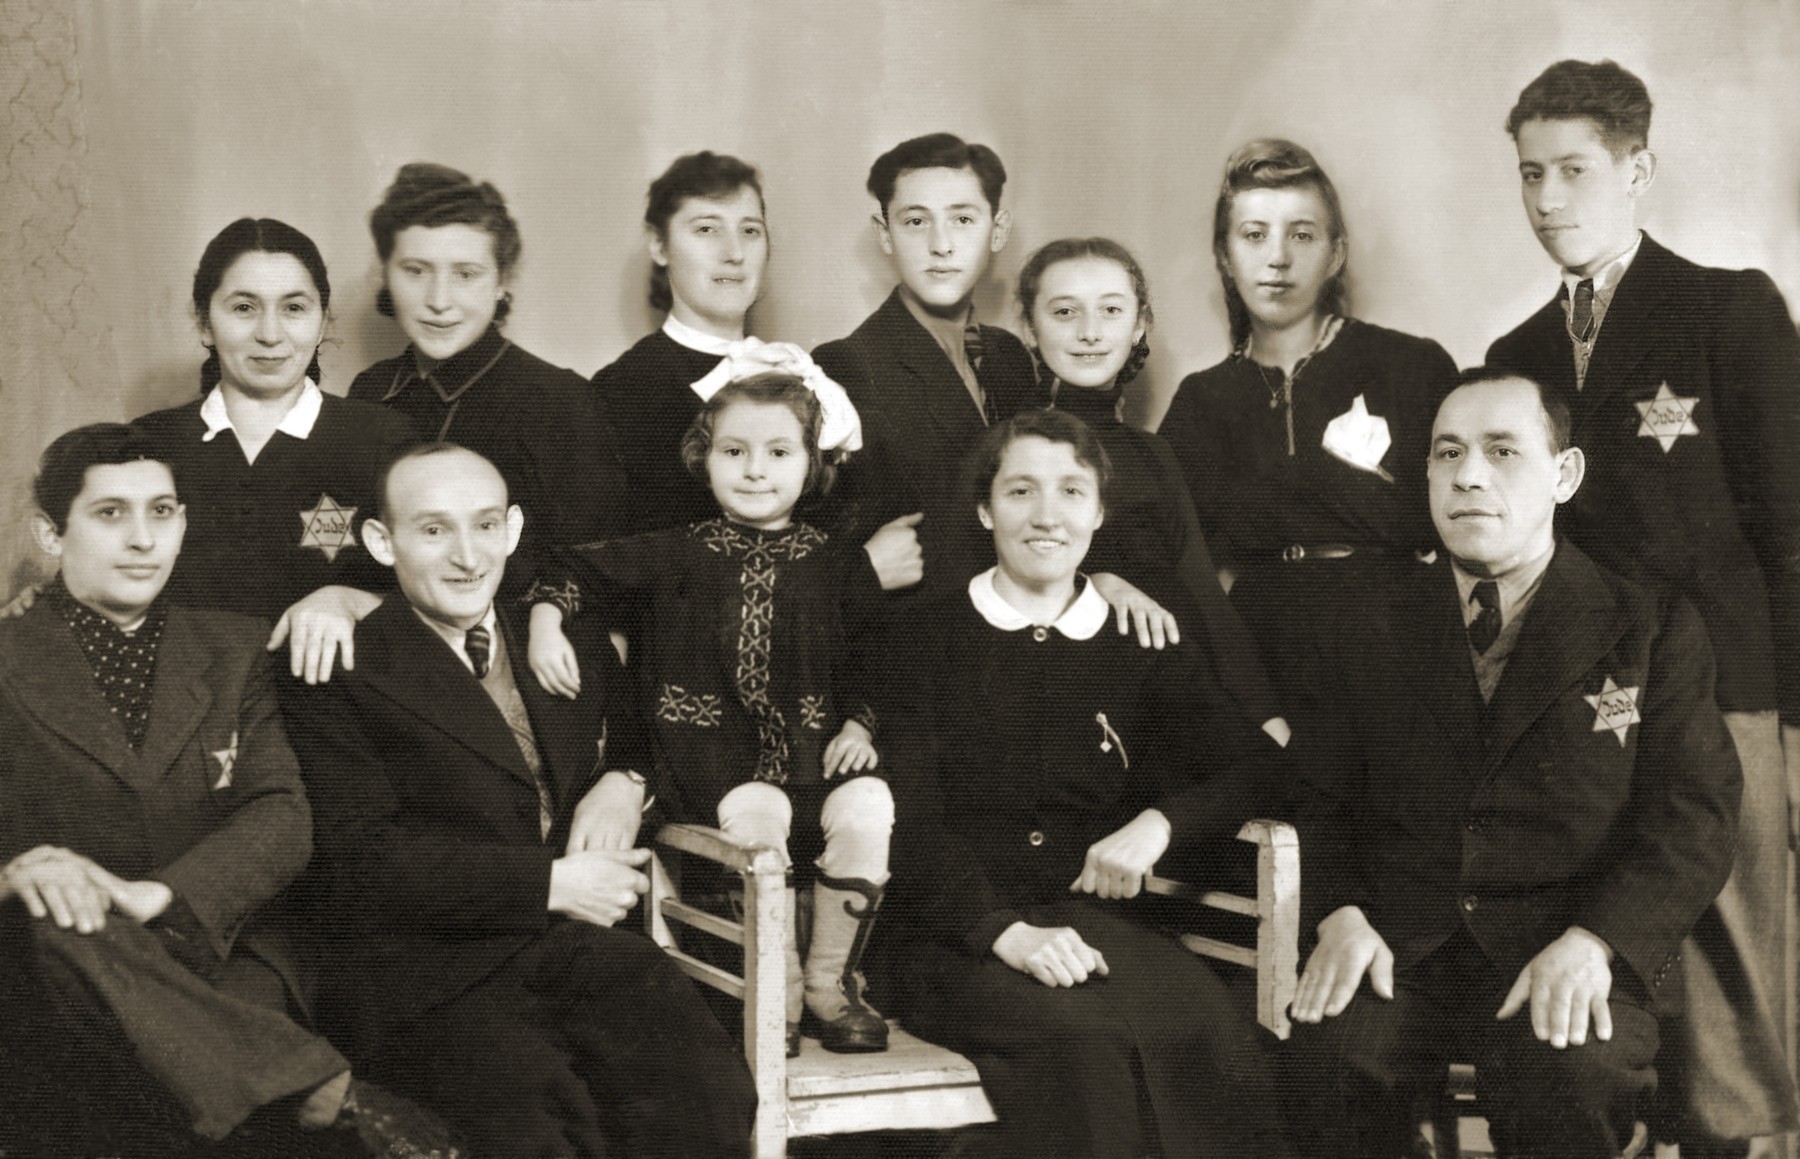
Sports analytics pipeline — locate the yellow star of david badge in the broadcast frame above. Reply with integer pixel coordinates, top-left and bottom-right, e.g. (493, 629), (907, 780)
(1583, 676), (1642, 747)
(1634, 383), (1700, 453)
(211, 729), (239, 790)
(298, 494), (359, 562)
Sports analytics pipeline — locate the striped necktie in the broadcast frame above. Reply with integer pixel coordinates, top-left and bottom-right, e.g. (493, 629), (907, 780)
(963, 322), (995, 424)
(1468, 582), (1502, 655)
(1570, 278), (1596, 343)
(465, 624), (492, 679)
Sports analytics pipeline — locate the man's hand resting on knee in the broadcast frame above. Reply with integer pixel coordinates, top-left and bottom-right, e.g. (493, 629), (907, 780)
(1496, 926), (1614, 1049)
(1291, 905), (1395, 1022)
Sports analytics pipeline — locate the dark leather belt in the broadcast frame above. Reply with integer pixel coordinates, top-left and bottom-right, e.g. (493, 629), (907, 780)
(1278, 543), (1359, 562)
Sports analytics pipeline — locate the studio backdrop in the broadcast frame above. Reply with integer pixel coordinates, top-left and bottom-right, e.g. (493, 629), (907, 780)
(4, 0), (1797, 591)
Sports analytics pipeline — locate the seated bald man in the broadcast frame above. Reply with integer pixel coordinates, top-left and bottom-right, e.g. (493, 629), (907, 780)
(0, 423), (452, 1157)
(1280, 369), (1742, 1157)
(283, 441), (755, 1159)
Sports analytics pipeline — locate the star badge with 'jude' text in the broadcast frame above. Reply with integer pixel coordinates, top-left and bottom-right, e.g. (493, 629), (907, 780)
(1634, 383), (1700, 453)
(211, 729), (238, 790)
(299, 494), (359, 562)
(1584, 676), (1642, 747)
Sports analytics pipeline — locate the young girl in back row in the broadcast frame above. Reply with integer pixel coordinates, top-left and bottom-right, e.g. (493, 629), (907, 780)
(1017, 237), (1286, 742)
(527, 348), (896, 1058)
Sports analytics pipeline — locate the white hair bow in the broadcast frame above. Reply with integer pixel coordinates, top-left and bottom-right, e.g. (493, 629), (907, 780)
(688, 338), (863, 453)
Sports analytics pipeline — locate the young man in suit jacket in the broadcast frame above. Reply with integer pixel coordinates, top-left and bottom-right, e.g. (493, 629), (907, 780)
(283, 442), (755, 1159)
(813, 132), (1039, 601)
(0, 424), (452, 1156)
(1486, 59), (1800, 1152)
(1282, 372), (1743, 1157)
(814, 131), (1179, 644)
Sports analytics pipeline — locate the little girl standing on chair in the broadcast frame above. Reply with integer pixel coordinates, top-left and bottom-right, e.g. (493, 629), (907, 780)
(527, 343), (895, 1058)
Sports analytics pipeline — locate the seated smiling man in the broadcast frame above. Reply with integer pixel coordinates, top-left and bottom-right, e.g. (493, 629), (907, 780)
(0, 423), (452, 1157)
(1281, 369), (1743, 1158)
(283, 441), (755, 1159)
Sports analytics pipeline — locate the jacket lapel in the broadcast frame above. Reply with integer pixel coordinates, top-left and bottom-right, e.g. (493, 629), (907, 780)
(0, 601), (139, 785)
(135, 608), (217, 783)
(1573, 235), (1679, 422)
(874, 290), (986, 446)
(1480, 543), (1625, 771)
(357, 599), (537, 789)
(1397, 565), (1483, 769)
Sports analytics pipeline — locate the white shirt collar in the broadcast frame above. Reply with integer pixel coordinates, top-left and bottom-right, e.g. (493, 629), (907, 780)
(1561, 231), (1643, 300)
(967, 568), (1109, 641)
(413, 602), (499, 674)
(198, 378), (324, 443)
(662, 314), (738, 357)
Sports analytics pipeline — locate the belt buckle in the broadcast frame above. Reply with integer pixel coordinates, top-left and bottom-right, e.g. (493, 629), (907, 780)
(1282, 544), (1305, 563)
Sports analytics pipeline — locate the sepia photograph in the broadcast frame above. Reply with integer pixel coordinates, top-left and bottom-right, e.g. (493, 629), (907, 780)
(2, 1), (1797, 1155)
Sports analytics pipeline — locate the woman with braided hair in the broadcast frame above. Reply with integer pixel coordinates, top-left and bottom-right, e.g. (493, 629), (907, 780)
(1017, 237), (1286, 742)
(348, 163), (629, 596)
(1, 218), (417, 686)
(1156, 140), (1457, 692)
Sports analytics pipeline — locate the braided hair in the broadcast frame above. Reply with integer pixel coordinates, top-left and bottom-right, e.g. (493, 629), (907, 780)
(191, 218), (330, 395)
(1015, 236), (1155, 390)
(1212, 139), (1350, 349)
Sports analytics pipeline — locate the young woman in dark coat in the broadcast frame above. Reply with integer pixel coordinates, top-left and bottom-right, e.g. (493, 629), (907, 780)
(347, 163), (628, 596)
(1157, 140), (1457, 688)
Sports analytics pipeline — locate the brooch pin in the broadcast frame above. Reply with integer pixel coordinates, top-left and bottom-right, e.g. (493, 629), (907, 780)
(1095, 712), (1129, 768)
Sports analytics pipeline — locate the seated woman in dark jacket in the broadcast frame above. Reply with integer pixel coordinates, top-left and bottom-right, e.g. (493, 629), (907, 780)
(879, 409), (1291, 1159)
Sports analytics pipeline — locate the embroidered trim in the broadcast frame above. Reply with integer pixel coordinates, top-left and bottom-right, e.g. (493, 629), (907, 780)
(693, 518), (827, 562)
(525, 577), (583, 618)
(851, 703), (878, 735)
(658, 684), (723, 727)
(689, 519), (828, 785)
(799, 695), (828, 731)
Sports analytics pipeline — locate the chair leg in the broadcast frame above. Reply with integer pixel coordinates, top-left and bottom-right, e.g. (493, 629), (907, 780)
(1431, 1105), (1463, 1158)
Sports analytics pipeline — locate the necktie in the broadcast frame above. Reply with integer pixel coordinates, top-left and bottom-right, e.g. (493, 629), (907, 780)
(1570, 278), (1596, 343)
(1468, 581), (1502, 655)
(465, 624), (492, 679)
(963, 322), (996, 424)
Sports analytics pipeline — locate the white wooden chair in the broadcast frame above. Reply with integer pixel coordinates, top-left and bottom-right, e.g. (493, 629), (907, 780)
(646, 819), (1300, 1159)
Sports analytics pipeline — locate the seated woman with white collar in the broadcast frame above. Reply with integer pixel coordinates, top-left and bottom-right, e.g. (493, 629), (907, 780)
(877, 409), (1292, 1159)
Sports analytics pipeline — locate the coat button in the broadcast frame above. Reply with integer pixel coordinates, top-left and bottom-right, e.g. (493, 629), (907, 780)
(1460, 895), (1479, 913)
(1031, 627), (1049, 643)
(1028, 831), (1045, 847)
(1465, 816), (1485, 833)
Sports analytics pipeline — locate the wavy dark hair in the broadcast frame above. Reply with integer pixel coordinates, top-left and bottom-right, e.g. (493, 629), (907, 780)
(680, 373), (836, 500)
(1506, 59), (1652, 159)
(866, 132), (1006, 216)
(35, 423), (176, 533)
(1212, 139), (1350, 349)
(369, 162), (520, 322)
(644, 151), (765, 314)
(965, 407), (1112, 517)
(191, 218), (330, 395)
(1015, 236), (1154, 390)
